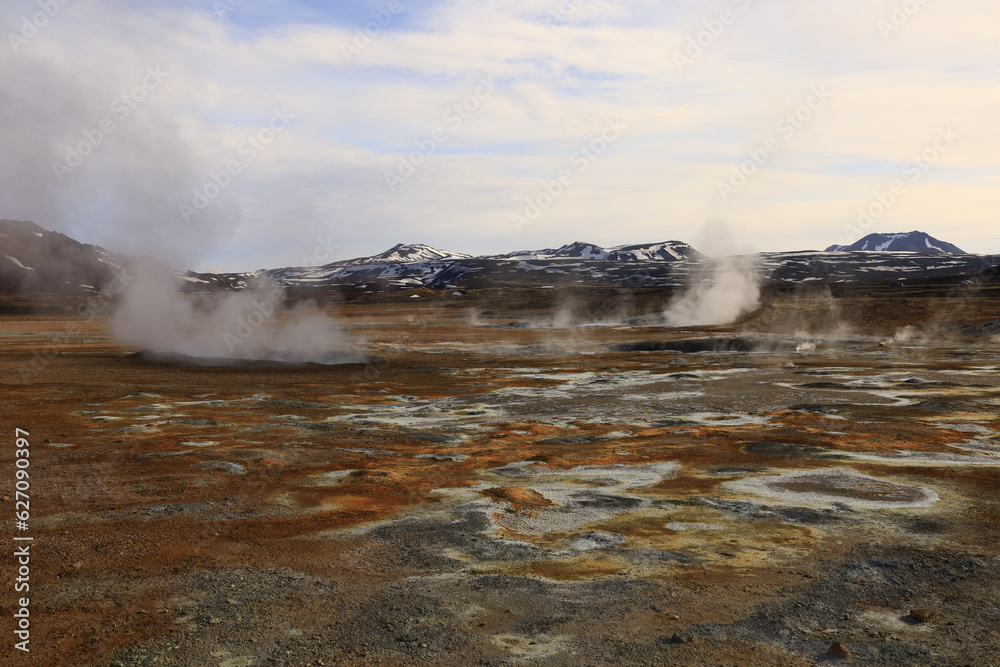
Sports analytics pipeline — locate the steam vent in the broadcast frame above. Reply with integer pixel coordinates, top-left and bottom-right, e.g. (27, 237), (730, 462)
(3, 0), (1000, 660)
(5, 235), (1000, 663)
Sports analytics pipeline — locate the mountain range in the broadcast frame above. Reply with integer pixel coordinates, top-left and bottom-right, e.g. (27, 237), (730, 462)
(493, 241), (701, 262)
(1, 221), (993, 297)
(315, 240), (701, 267)
(826, 231), (965, 254)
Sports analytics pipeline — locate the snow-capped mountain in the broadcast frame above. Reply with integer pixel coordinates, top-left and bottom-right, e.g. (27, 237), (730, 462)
(255, 240), (703, 290)
(495, 241), (610, 260)
(826, 231), (965, 254)
(604, 241), (700, 261)
(343, 243), (472, 265)
(495, 241), (699, 261)
(258, 243), (473, 288)
(3, 220), (995, 298)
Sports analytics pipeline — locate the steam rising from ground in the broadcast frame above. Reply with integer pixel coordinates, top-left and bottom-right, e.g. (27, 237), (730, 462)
(663, 257), (761, 327)
(742, 287), (853, 352)
(881, 325), (920, 346)
(0, 6), (366, 365)
(466, 293), (635, 331)
(114, 272), (361, 364)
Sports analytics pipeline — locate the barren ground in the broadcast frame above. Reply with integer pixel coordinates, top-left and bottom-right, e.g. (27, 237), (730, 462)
(2, 287), (1000, 666)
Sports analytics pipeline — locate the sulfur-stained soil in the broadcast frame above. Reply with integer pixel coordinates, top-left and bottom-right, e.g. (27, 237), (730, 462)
(2, 286), (1000, 666)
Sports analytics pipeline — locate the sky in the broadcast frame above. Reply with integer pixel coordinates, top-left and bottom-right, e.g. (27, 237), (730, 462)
(1, 0), (998, 271)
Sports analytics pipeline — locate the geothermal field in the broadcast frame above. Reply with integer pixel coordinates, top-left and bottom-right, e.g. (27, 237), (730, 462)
(3, 282), (1000, 666)
(5, 1), (999, 664)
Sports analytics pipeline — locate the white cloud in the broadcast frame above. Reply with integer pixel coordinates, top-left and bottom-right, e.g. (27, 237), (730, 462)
(2, 0), (998, 270)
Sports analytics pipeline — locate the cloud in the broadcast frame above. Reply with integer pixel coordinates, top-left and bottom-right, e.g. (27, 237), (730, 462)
(2, 0), (998, 271)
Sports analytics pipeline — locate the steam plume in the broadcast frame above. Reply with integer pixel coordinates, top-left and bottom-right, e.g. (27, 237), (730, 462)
(663, 258), (761, 327)
(114, 272), (360, 364)
(1, 3), (359, 364)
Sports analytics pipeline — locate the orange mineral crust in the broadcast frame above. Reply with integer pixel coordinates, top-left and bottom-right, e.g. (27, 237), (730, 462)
(2, 299), (1000, 666)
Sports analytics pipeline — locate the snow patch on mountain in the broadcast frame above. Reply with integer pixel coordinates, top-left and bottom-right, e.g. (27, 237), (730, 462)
(6, 255), (35, 270)
(349, 243), (472, 265)
(497, 241), (698, 261)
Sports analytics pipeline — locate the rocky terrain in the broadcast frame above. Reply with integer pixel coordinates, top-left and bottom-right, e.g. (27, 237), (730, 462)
(2, 284), (1000, 666)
